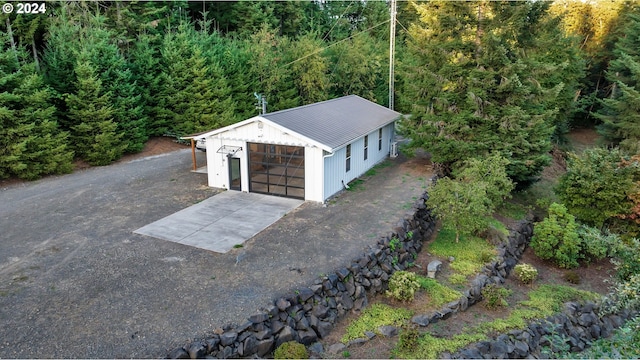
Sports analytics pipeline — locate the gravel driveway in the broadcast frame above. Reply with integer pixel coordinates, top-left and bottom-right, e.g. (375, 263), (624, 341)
(0, 149), (432, 358)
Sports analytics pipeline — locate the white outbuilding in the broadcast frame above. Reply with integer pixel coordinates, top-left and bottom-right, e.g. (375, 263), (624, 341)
(185, 95), (401, 203)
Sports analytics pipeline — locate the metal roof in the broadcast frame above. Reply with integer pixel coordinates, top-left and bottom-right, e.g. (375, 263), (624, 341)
(262, 95), (401, 151)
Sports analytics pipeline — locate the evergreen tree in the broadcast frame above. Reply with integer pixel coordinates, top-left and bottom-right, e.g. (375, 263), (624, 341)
(0, 36), (72, 179)
(288, 32), (330, 104)
(157, 23), (235, 136)
(130, 32), (163, 136)
(66, 56), (124, 166)
(399, 1), (571, 185)
(595, 13), (640, 154)
(246, 27), (299, 112)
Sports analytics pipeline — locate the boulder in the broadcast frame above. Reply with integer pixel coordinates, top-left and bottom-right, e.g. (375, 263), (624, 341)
(427, 260), (443, 278)
(378, 325), (398, 337)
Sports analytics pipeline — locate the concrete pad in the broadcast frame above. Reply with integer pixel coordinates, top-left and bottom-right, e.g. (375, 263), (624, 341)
(134, 191), (303, 253)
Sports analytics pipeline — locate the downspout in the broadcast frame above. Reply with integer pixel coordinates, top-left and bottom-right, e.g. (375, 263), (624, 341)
(322, 150), (336, 203)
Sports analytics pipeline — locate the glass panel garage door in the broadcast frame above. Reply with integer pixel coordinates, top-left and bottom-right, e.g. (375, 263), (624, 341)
(248, 143), (305, 199)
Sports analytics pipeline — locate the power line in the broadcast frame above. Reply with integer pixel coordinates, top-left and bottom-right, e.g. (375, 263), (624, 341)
(281, 19), (390, 68)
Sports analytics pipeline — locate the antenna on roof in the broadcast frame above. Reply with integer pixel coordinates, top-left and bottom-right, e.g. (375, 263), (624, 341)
(389, 0), (396, 111)
(254, 92), (267, 115)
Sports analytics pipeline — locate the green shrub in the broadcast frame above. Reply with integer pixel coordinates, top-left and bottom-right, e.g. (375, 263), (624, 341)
(386, 271), (421, 302)
(514, 263), (538, 284)
(602, 273), (640, 314)
(612, 238), (640, 281)
(481, 284), (512, 310)
(530, 203), (581, 269)
(397, 326), (420, 353)
(274, 341), (308, 359)
(577, 225), (619, 262)
(563, 271), (581, 284)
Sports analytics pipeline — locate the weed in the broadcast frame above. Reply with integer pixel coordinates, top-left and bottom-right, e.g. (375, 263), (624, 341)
(341, 303), (412, 343)
(389, 237), (400, 252)
(274, 341), (308, 359)
(386, 271), (420, 302)
(407, 231), (413, 239)
(397, 326), (420, 353)
(342, 350), (351, 358)
(514, 263), (538, 285)
(449, 273), (468, 285)
(346, 179), (365, 192)
(481, 284), (512, 310)
(233, 244), (243, 248)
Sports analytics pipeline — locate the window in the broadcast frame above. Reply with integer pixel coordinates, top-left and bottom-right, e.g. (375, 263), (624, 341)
(364, 135), (368, 161)
(378, 128), (383, 151)
(346, 144), (351, 172)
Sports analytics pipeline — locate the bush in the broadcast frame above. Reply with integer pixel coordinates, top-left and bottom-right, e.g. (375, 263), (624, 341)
(386, 271), (421, 302)
(481, 284), (512, 310)
(514, 263), (538, 284)
(577, 225), (619, 262)
(563, 271), (581, 284)
(612, 238), (640, 281)
(274, 341), (308, 359)
(602, 273), (640, 314)
(530, 203), (581, 269)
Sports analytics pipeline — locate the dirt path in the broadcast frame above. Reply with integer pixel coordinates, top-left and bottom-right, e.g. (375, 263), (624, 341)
(0, 144), (433, 358)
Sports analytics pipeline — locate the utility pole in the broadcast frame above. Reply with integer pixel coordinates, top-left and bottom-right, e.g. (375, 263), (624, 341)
(389, 0), (397, 111)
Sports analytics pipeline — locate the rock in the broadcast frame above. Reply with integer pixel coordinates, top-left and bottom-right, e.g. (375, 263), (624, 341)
(312, 304), (329, 319)
(205, 338), (219, 353)
(187, 342), (207, 359)
(241, 336), (258, 357)
(449, 256), (455, 262)
(315, 320), (333, 338)
(459, 296), (469, 311)
(490, 341), (508, 359)
(308, 342), (324, 355)
(578, 313), (596, 327)
(336, 267), (350, 281)
(219, 331), (238, 347)
(427, 260), (443, 278)
(271, 320), (285, 334)
(353, 297), (368, 312)
(347, 338), (368, 347)
(249, 313), (269, 324)
(327, 343), (346, 354)
(340, 293), (354, 310)
(167, 347), (189, 359)
(412, 314), (430, 327)
(298, 288), (315, 302)
(256, 338), (274, 357)
(513, 340), (529, 358)
(276, 297), (291, 311)
(458, 347), (483, 359)
(299, 329), (318, 345)
(440, 308), (454, 320)
(275, 326), (297, 347)
(378, 325), (398, 337)
(364, 331), (376, 339)
(255, 329), (272, 341)
(590, 324), (601, 338)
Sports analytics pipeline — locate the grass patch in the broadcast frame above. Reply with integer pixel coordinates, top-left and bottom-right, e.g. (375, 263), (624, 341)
(395, 284), (600, 359)
(341, 303), (413, 343)
(364, 160), (392, 176)
(428, 230), (496, 277)
(416, 276), (462, 308)
(346, 179), (365, 192)
(486, 217), (509, 237)
(496, 201), (529, 221)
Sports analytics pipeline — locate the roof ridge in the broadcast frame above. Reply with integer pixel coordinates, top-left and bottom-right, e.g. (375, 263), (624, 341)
(262, 95), (359, 118)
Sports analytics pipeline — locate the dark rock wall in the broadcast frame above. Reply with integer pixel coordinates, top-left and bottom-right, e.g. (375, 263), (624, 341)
(168, 193), (437, 359)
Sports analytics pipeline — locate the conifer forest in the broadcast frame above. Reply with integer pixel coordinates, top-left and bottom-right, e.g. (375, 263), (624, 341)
(0, 0), (639, 183)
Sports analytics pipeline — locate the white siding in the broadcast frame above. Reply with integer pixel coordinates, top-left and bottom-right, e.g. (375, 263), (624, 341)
(322, 123), (395, 201)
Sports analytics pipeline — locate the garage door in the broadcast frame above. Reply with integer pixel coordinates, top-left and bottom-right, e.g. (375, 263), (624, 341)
(248, 143), (305, 199)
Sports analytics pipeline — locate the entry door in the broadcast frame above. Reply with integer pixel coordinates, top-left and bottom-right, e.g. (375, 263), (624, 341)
(229, 157), (241, 191)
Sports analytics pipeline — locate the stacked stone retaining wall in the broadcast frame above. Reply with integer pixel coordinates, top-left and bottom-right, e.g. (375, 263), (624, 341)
(168, 192), (437, 359)
(452, 302), (638, 359)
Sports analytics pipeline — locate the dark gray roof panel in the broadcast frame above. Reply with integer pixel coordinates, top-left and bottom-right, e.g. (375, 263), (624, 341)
(262, 95), (401, 151)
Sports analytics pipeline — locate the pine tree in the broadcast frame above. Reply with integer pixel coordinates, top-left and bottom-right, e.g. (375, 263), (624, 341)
(0, 35), (73, 179)
(399, 1), (573, 185)
(595, 13), (640, 154)
(288, 32), (330, 104)
(66, 56), (124, 166)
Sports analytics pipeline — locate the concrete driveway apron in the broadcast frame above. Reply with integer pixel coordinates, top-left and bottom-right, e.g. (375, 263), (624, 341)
(134, 191), (303, 253)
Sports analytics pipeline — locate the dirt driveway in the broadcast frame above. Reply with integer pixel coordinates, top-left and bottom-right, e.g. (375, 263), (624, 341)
(0, 148), (432, 358)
